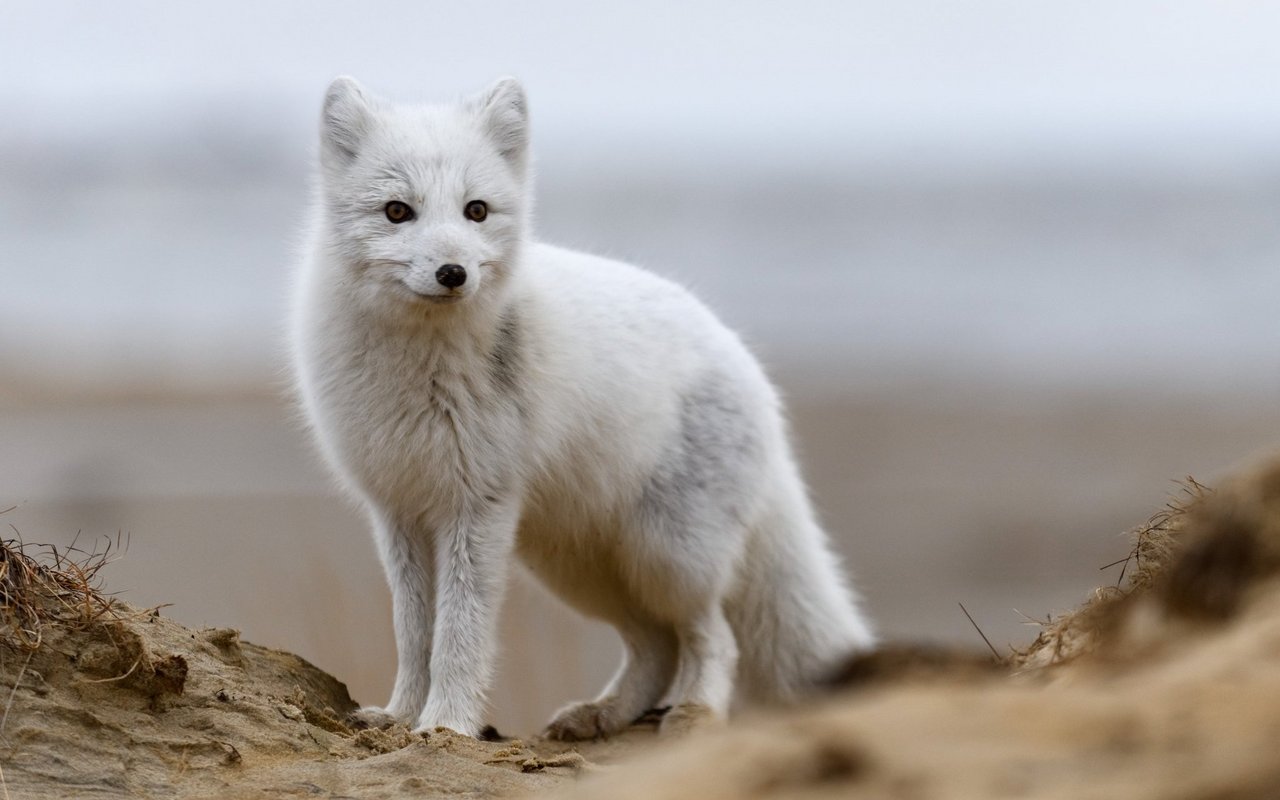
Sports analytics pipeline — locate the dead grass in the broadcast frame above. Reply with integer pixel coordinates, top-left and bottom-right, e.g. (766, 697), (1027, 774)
(1010, 461), (1280, 673)
(1010, 478), (1209, 670)
(1105, 477), (1211, 592)
(0, 528), (141, 653)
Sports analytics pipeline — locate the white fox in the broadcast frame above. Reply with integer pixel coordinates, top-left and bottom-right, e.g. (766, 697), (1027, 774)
(290, 76), (874, 739)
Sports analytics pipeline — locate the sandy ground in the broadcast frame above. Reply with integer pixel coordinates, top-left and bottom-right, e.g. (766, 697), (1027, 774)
(0, 591), (660, 799)
(548, 455), (1280, 800)
(7, 452), (1280, 798)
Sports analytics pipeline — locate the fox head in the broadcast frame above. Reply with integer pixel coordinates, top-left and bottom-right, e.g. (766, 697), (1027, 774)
(315, 77), (530, 316)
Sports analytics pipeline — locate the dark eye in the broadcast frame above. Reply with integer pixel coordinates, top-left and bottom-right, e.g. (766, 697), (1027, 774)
(385, 201), (414, 224)
(464, 200), (488, 222)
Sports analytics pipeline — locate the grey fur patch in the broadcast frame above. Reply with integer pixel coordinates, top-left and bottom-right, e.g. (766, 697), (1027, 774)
(639, 371), (762, 535)
(488, 310), (523, 396)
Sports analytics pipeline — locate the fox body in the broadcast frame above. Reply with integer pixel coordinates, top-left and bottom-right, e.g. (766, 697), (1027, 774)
(291, 77), (874, 738)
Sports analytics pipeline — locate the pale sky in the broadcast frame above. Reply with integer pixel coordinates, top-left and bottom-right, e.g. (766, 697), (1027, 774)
(3, 1), (1279, 394)
(4, 1), (1280, 167)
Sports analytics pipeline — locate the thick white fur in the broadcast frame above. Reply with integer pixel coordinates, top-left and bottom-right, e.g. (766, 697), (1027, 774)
(291, 77), (874, 738)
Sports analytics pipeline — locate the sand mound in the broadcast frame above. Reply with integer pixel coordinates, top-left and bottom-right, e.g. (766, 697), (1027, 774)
(0, 538), (652, 799)
(548, 456), (1280, 799)
(9, 455), (1280, 798)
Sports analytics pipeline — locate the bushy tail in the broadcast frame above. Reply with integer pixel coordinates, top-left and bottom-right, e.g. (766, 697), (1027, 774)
(727, 497), (875, 706)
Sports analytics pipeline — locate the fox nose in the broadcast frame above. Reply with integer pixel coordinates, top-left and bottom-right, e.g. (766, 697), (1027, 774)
(435, 264), (467, 289)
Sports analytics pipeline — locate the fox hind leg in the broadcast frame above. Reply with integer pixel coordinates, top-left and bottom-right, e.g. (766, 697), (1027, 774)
(545, 618), (678, 740)
(659, 601), (738, 734)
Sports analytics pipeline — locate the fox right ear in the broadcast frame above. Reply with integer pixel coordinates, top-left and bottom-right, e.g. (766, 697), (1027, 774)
(321, 76), (374, 168)
(471, 77), (529, 173)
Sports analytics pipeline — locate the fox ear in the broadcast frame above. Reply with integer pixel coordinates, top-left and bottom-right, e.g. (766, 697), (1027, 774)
(472, 77), (529, 172)
(321, 76), (375, 169)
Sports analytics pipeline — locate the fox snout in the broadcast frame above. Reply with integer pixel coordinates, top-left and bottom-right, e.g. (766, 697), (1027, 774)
(397, 258), (479, 300)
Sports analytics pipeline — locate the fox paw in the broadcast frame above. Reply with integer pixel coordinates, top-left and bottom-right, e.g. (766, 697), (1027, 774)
(346, 706), (401, 731)
(544, 699), (629, 741)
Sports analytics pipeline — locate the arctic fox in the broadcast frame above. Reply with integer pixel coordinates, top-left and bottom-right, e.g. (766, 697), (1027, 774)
(291, 76), (874, 739)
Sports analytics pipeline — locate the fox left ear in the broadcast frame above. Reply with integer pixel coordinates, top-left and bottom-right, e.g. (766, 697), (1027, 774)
(472, 77), (529, 173)
(321, 76), (376, 170)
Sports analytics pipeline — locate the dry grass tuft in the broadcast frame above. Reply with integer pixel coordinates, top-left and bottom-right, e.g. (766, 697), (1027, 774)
(1011, 477), (1210, 670)
(0, 531), (131, 653)
(1103, 477), (1211, 593)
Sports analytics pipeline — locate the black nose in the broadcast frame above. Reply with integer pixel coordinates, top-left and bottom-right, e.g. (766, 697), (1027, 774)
(436, 264), (467, 288)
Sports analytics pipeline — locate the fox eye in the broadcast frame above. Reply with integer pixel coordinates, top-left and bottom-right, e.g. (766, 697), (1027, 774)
(384, 201), (414, 224)
(464, 200), (488, 222)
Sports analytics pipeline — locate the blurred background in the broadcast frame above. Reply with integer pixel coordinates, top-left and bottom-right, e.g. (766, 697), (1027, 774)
(3, 2), (1279, 732)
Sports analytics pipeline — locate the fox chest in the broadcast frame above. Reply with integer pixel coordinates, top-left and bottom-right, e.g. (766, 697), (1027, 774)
(312, 352), (524, 510)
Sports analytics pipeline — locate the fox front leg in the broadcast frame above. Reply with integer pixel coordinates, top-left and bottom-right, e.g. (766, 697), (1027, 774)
(413, 497), (518, 736)
(351, 513), (435, 730)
